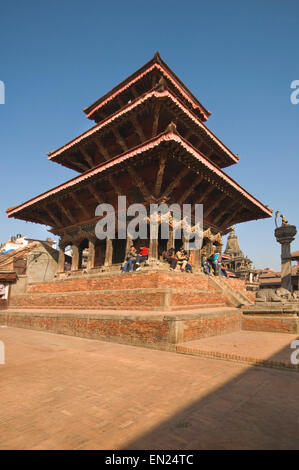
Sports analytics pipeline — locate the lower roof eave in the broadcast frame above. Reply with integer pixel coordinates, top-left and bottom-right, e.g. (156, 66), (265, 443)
(7, 131), (273, 226)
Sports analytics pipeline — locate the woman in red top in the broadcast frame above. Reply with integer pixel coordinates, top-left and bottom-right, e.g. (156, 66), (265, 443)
(135, 246), (149, 271)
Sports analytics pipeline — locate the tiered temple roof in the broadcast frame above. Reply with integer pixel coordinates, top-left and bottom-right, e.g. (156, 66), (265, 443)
(6, 53), (272, 248)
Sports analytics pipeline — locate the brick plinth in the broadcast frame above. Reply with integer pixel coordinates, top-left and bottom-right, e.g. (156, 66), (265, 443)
(10, 272), (229, 311)
(0, 307), (240, 349)
(242, 315), (299, 334)
(27, 272), (210, 294)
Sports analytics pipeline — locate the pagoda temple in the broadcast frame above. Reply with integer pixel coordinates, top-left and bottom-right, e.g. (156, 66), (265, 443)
(6, 53), (272, 276)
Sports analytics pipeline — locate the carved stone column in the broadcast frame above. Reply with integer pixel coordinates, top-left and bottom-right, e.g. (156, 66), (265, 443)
(104, 237), (113, 266)
(275, 224), (297, 292)
(71, 242), (79, 271)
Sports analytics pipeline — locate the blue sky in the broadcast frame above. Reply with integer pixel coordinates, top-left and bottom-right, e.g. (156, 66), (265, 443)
(0, 0), (298, 270)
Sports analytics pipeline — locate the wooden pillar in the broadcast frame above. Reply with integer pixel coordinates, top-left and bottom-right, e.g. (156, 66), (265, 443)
(87, 238), (96, 270)
(57, 242), (65, 273)
(104, 237), (113, 266)
(167, 227), (174, 250)
(71, 242), (79, 271)
(149, 237), (158, 259)
(192, 249), (201, 271)
(124, 235), (133, 262)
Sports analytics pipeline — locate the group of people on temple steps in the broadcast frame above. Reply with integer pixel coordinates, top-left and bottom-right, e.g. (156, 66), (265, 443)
(201, 252), (228, 277)
(122, 245), (193, 273)
(122, 244), (228, 276)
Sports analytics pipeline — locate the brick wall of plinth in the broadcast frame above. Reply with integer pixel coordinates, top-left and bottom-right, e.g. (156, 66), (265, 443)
(9, 288), (229, 310)
(242, 315), (299, 334)
(0, 309), (240, 349)
(9, 272), (230, 311)
(183, 311), (242, 341)
(171, 292), (226, 307)
(9, 289), (165, 310)
(0, 312), (171, 347)
(27, 272), (210, 294)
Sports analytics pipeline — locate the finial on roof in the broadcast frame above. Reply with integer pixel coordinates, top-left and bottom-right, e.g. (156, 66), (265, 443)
(166, 121), (177, 133)
(153, 51), (162, 63)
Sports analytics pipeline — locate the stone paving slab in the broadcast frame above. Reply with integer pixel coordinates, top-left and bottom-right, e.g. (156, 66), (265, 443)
(177, 331), (299, 370)
(0, 327), (299, 449)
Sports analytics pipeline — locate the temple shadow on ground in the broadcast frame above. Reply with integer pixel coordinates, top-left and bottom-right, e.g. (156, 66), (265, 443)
(121, 339), (299, 450)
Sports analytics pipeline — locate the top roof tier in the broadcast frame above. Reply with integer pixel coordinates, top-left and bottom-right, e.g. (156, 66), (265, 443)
(83, 52), (211, 123)
(48, 53), (239, 171)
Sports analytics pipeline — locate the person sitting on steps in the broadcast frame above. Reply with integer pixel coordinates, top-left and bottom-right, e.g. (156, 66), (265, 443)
(162, 247), (178, 271)
(122, 245), (137, 273)
(201, 255), (210, 275)
(184, 250), (193, 273)
(176, 247), (188, 272)
(135, 245), (149, 271)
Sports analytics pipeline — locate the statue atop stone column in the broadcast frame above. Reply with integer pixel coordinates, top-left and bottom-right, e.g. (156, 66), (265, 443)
(255, 211), (297, 303)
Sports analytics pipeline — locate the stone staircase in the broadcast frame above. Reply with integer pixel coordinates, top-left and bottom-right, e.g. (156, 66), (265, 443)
(208, 276), (254, 308)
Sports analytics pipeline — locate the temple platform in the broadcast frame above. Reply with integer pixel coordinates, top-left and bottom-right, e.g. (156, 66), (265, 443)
(9, 271), (232, 311)
(0, 306), (242, 351)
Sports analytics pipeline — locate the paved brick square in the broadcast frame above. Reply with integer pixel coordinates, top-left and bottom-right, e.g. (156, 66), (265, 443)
(0, 327), (298, 450)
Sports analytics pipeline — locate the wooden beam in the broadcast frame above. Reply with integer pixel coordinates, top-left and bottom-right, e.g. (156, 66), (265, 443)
(63, 157), (88, 173)
(108, 176), (122, 196)
(56, 200), (76, 225)
(152, 102), (161, 137)
(205, 147), (214, 159)
(87, 183), (104, 205)
(94, 137), (124, 196)
(163, 168), (190, 198)
(81, 147), (94, 168)
(71, 193), (90, 219)
(117, 95), (126, 108)
(127, 166), (151, 199)
(93, 139), (110, 161)
(113, 127), (127, 153)
(154, 151), (168, 197)
(74, 157), (89, 171)
(43, 204), (63, 228)
(184, 128), (193, 140)
(197, 185), (215, 204)
(131, 86), (139, 99)
(213, 198), (236, 225)
(111, 128), (150, 198)
(221, 209), (243, 228)
(131, 115), (146, 142)
(204, 193), (227, 218)
(178, 175), (203, 205)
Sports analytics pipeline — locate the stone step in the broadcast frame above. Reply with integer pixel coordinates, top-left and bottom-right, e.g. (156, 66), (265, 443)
(10, 287), (230, 311)
(176, 330), (299, 371)
(27, 271), (210, 294)
(208, 276), (253, 307)
(0, 307), (241, 349)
